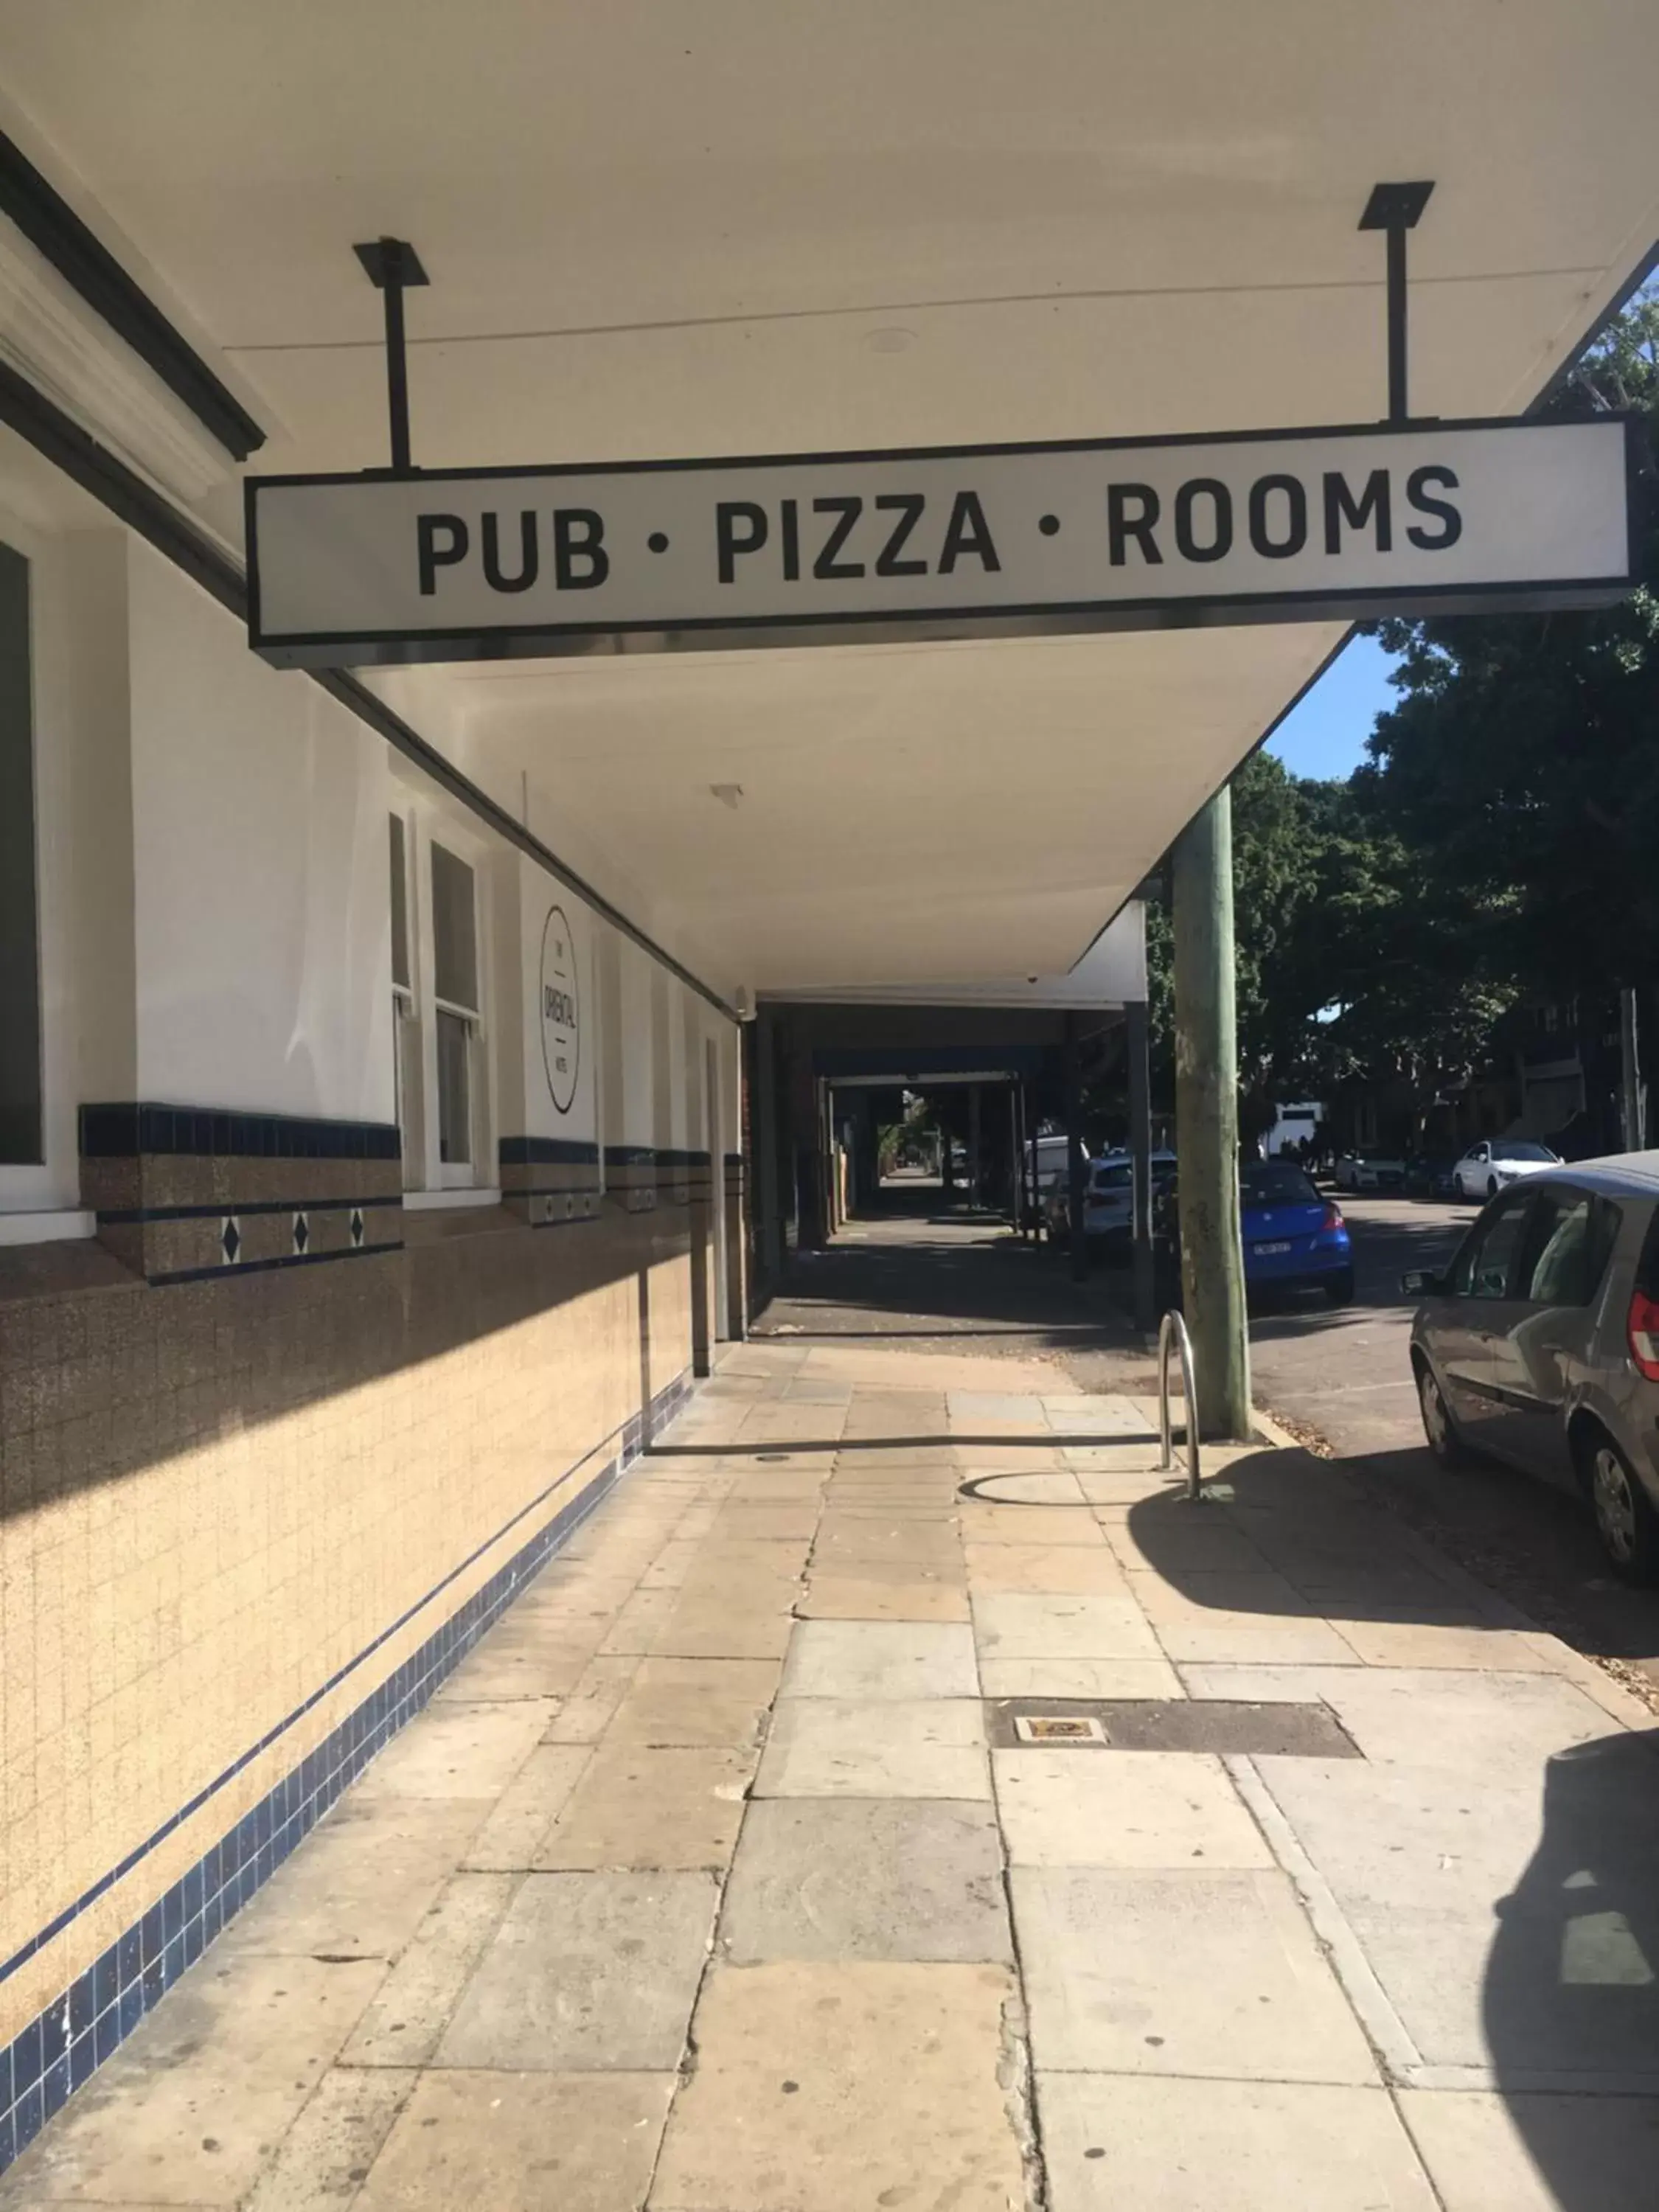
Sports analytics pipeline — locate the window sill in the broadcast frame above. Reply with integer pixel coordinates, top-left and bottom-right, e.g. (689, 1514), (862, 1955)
(0, 1206), (97, 1247)
(403, 1186), (504, 1212)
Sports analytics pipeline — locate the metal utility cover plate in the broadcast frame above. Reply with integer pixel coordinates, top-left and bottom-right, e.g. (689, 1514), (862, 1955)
(1013, 1714), (1108, 1745)
(989, 1699), (1360, 1758)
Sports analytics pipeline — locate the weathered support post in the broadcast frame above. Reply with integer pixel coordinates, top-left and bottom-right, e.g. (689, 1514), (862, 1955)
(1064, 1015), (1088, 1283)
(968, 1082), (982, 1210)
(1127, 997), (1156, 1335)
(1619, 987), (1645, 1152)
(1007, 1082), (1023, 1234)
(1172, 786), (1251, 1439)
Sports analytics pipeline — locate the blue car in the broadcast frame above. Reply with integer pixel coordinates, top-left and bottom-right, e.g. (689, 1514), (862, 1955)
(1153, 1161), (1355, 1307)
(1240, 1159), (1354, 1305)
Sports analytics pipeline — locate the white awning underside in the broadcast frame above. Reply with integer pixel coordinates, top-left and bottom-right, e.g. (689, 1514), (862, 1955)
(1, 0), (1654, 998)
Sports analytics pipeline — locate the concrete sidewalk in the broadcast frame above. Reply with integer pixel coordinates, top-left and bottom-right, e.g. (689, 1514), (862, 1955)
(5, 1337), (1658, 2211)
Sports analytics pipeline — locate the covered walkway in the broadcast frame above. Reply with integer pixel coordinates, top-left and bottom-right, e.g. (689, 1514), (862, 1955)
(754, 1202), (1133, 1352)
(5, 1317), (1655, 2211)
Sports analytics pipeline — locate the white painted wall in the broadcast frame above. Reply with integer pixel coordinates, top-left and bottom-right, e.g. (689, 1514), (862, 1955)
(619, 938), (656, 1148)
(126, 543), (395, 1121)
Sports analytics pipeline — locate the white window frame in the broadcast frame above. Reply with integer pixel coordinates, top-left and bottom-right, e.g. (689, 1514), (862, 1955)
(0, 505), (82, 1231)
(411, 811), (496, 1194)
(388, 807), (421, 1183)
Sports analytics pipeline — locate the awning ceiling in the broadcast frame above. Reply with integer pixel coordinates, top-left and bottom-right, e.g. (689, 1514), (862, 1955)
(0, 1), (1654, 998)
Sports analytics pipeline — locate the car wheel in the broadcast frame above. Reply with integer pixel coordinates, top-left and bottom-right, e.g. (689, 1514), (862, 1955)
(1486, 1175), (1499, 1197)
(1584, 1430), (1659, 1585)
(1415, 1356), (1472, 1468)
(1323, 1267), (1355, 1307)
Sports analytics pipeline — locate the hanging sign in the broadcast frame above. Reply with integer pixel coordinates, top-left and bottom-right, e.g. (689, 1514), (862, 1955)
(246, 414), (1634, 667)
(538, 902), (580, 1116)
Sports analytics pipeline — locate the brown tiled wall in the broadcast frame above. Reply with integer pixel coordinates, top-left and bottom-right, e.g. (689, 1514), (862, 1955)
(83, 1151), (403, 1282)
(0, 1202), (694, 2036)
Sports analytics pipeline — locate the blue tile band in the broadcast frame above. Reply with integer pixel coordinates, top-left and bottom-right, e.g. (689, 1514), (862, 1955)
(80, 1102), (400, 1161)
(0, 1364), (693, 2174)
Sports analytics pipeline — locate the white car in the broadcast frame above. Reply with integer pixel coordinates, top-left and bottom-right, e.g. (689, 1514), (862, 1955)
(1333, 1152), (1406, 1192)
(1452, 1138), (1561, 1201)
(1081, 1151), (1177, 1241)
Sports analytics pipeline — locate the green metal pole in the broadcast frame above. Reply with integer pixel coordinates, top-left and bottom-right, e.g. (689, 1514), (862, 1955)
(1172, 784), (1251, 1440)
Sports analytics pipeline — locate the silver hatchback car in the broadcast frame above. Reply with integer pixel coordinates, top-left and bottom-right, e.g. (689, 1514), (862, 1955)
(1404, 1152), (1659, 1581)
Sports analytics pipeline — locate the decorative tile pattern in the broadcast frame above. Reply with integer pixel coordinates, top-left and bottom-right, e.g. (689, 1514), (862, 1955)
(77, 1099), (405, 1284)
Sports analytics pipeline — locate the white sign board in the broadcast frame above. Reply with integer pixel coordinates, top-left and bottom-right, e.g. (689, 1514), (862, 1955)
(247, 416), (1632, 667)
(514, 864), (595, 1148)
(538, 901), (580, 1116)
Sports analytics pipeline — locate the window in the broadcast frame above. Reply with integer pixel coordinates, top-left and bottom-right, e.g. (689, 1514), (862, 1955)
(0, 542), (40, 1166)
(429, 841), (480, 1172)
(1450, 1189), (1536, 1300)
(1516, 1189), (1621, 1309)
(390, 815), (411, 992)
(389, 815), (422, 1180)
(1240, 1162), (1318, 1206)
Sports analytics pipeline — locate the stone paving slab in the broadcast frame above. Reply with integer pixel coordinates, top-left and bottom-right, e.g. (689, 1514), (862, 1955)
(799, 1573), (973, 1620)
(437, 1871), (717, 2071)
(341, 1869), (518, 2067)
(533, 1742), (757, 1871)
(354, 2069), (675, 2212)
(973, 1591), (1162, 1661)
(243, 2065), (415, 2212)
(779, 1618), (981, 1700)
(647, 1961), (1026, 2212)
(720, 1798), (1013, 1964)
(605, 1657), (779, 1749)
(963, 1541), (1131, 1594)
(755, 1697), (991, 1799)
(1395, 2087), (1659, 2211)
(979, 1656), (1183, 1700)
(213, 1795), (494, 1960)
(993, 1747), (1276, 1869)
(1037, 2073), (1439, 2212)
(1012, 1866), (1380, 2081)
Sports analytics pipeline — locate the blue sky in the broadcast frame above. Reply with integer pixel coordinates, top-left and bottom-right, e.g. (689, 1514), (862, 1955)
(1265, 632), (1401, 780)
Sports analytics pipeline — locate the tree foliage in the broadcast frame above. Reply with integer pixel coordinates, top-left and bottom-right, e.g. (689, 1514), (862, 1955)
(1140, 291), (1659, 1122)
(1363, 293), (1659, 995)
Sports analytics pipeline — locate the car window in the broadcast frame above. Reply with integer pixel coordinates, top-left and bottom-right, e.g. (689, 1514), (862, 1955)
(1090, 1164), (1132, 1192)
(1514, 1189), (1621, 1307)
(1449, 1189), (1537, 1299)
(1239, 1162), (1318, 1205)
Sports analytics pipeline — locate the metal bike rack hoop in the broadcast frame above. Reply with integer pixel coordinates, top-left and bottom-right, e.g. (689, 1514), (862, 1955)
(1157, 1309), (1203, 1502)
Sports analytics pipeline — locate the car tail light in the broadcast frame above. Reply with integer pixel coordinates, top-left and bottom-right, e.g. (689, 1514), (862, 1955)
(1322, 1203), (1345, 1231)
(1629, 1288), (1659, 1382)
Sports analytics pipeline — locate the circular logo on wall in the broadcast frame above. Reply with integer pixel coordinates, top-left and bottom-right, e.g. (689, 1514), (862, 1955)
(539, 904), (580, 1114)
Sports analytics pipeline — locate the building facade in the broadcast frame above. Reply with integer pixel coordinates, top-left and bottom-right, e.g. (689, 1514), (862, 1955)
(0, 496), (741, 2137)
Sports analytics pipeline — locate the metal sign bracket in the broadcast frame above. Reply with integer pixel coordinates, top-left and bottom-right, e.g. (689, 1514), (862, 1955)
(352, 236), (428, 474)
(1359, 181), (1435, 425)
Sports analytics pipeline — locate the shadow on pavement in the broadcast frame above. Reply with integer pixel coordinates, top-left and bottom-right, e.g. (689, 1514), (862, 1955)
(1334, 1444), (1659, 1677)
(755, 1208), (1137, 1352)
(1128, 1450), (1659, 2199)
(1121, 1444), (1526, 1630)
(1482, 1730), (1659, 2205)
